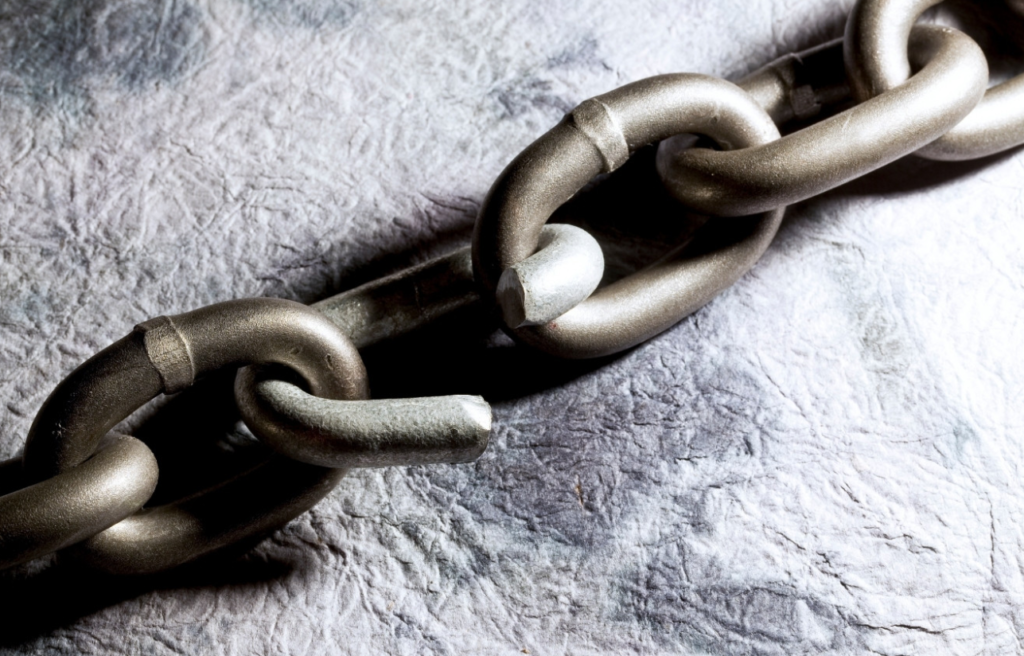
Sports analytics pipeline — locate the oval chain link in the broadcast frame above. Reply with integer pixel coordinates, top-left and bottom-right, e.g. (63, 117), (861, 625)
(473, 73), (784, 358)
(23, 299), (367, 574)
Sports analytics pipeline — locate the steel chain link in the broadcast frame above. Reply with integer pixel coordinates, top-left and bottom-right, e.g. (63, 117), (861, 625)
(2, 0), (1022, 573)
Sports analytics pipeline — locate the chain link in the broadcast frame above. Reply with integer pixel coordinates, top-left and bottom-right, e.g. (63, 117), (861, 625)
(22, 299), (368, 574)
(473, 73), (785, 357)
(658, 25), (988, 216)
(0, 435), (157, 569)
(3, 0), (1023, 574)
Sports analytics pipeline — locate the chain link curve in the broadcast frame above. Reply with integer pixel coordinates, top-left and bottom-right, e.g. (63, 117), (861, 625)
(845, 0), (1024, 160)
(0, 435), (158, 570)
(19, 298), (367, 573)
(657, 24), (988, 217)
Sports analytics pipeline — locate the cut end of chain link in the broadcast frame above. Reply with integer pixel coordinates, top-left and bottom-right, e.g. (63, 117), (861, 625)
(496, 224), (605, 329)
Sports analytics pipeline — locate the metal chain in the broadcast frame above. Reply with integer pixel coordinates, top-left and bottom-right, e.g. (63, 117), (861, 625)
(2, 0), (1022, 574)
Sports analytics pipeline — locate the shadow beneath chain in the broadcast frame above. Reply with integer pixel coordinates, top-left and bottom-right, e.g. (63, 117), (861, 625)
(0, 548), (300, 645)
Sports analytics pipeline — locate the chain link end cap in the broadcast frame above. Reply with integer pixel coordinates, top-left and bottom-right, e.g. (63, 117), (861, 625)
(496, 224), (604, 328)
(569, 98), (630, 173)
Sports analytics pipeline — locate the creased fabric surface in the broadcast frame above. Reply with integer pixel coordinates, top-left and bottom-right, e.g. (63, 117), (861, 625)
(1, 0), (1023, 654)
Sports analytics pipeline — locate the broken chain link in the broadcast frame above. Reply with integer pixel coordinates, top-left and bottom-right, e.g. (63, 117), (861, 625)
(2, 0), (1022, 574)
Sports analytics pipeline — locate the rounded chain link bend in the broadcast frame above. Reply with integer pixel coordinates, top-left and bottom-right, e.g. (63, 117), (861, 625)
(4, 0), (1024, 574)
(0, 435), (158, 569)
(657, 23), (988, 216)
(845, 0), (1024, 160)
(497, 223), (605, 328)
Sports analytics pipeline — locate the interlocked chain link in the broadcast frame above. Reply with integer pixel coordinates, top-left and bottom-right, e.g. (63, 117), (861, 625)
(2, 0), (1022, 574)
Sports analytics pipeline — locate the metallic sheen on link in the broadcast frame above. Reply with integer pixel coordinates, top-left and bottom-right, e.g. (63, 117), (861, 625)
(65, 458), (347, 575)
(235, 250), (495, 473)
(237, 376), (491, 468)
(474, 73), (785, 358)
(0, 435), (158, 570)
(657, 25), (988, 216)
(23, 298), (368, 573)
(845, 0), (1024, 160)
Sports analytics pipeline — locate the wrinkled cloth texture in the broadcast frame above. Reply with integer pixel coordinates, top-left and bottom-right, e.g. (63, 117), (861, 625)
(1, 0), (1024, 654)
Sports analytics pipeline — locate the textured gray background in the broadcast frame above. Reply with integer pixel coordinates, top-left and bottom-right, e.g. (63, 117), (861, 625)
(1, 0), (1024, 654)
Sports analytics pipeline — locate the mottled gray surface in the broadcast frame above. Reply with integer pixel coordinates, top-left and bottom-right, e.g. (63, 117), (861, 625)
(1, 0), (1023, 654)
